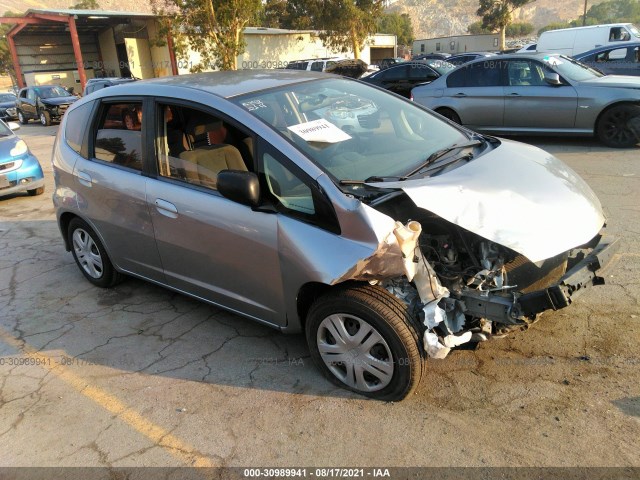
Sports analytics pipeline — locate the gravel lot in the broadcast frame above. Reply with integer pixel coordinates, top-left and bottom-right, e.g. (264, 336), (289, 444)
(0, 124), (638, 476)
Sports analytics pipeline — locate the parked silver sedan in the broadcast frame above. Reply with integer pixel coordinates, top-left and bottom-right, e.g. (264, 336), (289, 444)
(411, 52), (640, 148)
(53, 71), (617, 400)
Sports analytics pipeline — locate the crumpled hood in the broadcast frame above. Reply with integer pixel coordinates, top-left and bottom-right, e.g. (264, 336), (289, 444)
(373, 139), (605, 262)
(41, 96), (77, 106)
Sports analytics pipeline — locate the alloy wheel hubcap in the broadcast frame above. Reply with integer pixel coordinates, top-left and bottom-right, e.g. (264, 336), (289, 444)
(603, 110), (633, 144)
(72, 228), (103, 279)
(40, 114), (46, 125)
(317, 314), (394, 392)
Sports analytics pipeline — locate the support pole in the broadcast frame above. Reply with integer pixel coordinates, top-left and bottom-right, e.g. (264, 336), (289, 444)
(68, 15), (87, 90)
(7, 34), (24, 88)
(166, 32), (179, 76)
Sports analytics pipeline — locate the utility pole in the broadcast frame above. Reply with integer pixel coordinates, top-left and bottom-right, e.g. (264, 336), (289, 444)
(583, 0), (588, 26)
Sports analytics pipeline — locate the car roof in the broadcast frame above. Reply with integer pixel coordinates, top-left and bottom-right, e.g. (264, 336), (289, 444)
(89, 70), (328, 99)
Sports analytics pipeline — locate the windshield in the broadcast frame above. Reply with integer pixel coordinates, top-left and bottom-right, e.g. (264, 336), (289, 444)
(542, 55), (604, 81)
(0, 94), (15, 102)
(34, 86), (70, 98)
(630, 25), (639, 38)
(233, 78), (468, 185)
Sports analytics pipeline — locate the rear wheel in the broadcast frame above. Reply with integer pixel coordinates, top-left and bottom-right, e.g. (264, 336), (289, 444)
(596, 104), (640, 148)
(68, 218), (123, 288)
(305, 284), (424, 401)
(436, 107), (461, 125)
(18, 110), (28, 124)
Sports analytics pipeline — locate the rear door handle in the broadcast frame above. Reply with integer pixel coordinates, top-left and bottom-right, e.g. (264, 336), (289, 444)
(507, 92), (521, 96)
(452, 93), (467, 98)
(155, 198), (178, 218)
(77, 171), (92, 187)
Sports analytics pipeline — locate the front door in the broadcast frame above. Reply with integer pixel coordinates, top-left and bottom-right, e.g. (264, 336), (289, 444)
(145, 101), (284, 324)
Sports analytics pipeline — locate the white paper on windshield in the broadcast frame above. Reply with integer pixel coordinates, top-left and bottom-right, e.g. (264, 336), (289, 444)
(288, 119), (352, 143)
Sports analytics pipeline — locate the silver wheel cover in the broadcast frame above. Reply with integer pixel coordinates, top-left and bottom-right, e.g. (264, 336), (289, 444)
(317, 313), (394, 392)
(72, 228), (104, 279)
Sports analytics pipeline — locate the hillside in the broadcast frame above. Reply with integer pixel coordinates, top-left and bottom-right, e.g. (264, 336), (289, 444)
(388, 0), (607, 40)
(0, 0), (153, 15)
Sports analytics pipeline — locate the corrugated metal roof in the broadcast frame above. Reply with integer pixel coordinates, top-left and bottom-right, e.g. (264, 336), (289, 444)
(25, 8), (155, 18)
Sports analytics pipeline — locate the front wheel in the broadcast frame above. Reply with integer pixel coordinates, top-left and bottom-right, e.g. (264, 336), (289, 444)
(18, 110), (28, 124)
(39, 110), (51, 126)
(596, 104), (640, 148)
(305, 284), (424, 401)
(68, 218), (123, 288)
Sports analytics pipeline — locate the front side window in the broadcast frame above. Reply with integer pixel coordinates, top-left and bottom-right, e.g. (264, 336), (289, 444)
(155, 103), (250, 190)
(93, 102), (143, 170)
(507, 60), (546, 86)
(27, 89), (35, 101)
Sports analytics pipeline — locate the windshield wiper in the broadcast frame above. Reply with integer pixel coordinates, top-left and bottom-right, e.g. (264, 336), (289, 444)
(400, 139), (483, 180)
(339, 175), (402, 185)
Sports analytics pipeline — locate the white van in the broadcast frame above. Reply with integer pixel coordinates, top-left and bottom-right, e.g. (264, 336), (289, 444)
(537, 23), (640, 56)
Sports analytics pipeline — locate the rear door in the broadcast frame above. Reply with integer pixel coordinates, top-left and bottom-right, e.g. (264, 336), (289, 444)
(72, 97), (164, 282)
(503, 59), (578, 129)
(442, 59), (505, 128)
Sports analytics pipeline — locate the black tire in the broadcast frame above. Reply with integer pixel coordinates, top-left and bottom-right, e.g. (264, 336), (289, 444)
(596, 104), (640, 148)
(305, 284), (424, 401)
(27, 186), (44, 196)
(67, 218), (124, 288)
(17, 110), (28, 125)
(39, 110), (51, 126)
(436, 108), (461, 124)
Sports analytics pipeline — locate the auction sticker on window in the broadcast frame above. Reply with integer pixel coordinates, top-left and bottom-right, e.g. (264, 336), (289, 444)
(287, 119), (352, 143)
(542, 55), (563, 66)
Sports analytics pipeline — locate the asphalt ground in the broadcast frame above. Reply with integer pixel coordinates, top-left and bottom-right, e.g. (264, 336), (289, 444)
(0, 123), (638, 478)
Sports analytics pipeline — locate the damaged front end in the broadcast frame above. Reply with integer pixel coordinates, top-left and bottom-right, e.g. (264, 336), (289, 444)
(333, 142), (619, 359)
(382, 218), (618, 359)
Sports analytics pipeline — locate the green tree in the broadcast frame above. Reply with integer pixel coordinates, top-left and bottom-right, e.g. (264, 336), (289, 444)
(261, 0), (287, 28)
(506, 22), (534, 37)
(318, 0), (384, 59)
(152, 0), (262, 71)
(477, 0), (535, 50)
(70, 0), (100, 8)
(0, 11), (23, 88)
(377, 13), (414, 46)
(467, 20), (493, 34)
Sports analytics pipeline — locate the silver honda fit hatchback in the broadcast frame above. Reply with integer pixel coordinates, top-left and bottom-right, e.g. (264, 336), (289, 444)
(53, 71), (618, 400)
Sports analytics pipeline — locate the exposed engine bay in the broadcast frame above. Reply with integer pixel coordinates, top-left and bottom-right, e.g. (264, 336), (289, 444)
(370, 193), (614, 358)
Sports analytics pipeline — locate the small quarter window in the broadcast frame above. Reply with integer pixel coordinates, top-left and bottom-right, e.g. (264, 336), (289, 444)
(65, 102), (93, 156)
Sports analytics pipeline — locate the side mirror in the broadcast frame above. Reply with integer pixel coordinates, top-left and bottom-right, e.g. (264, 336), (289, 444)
(218, 170), (260, 208)
(7, 121), (20, 131)
(544, 72), (563, 86)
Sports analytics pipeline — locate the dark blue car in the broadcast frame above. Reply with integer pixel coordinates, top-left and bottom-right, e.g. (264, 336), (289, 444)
(0, 120), (44, 197)
(574, 43), (640, 76)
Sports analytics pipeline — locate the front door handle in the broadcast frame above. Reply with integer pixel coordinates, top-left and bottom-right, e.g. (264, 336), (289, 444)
(77, 171), (92, 187)
(155, 198), (178, 218)
(507, 92), (521, 96)
(453, 93), (467, 98)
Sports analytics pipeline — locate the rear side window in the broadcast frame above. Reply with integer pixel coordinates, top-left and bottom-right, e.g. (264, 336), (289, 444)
(93, 102), (143, 171)
(65, 102), (94, 156)
(447, 61), (504, 87)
